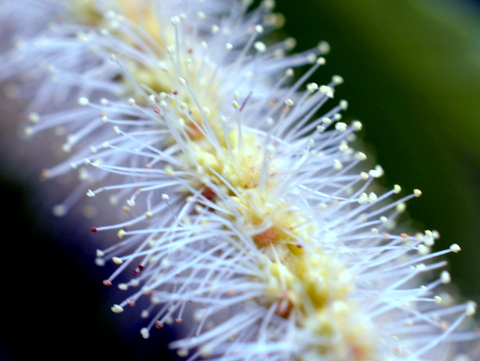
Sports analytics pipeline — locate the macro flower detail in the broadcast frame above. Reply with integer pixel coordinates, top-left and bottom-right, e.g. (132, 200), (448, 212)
(1, 0), (478, 361)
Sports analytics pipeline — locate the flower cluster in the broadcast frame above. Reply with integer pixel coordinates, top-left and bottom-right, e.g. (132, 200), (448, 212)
(1, 0), (478, 360)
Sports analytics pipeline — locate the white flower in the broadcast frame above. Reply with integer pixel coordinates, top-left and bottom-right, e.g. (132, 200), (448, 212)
(91, 81), (478, 359)
(2, 0), (317, 215)
(1, 1), (478, 361)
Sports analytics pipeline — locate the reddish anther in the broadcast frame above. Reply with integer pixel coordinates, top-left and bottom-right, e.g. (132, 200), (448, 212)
(103, 280), (112, 286)
(202, 187), (216, 203)
(133, 264), (145, 276)
(352, 344), (366, 361)
(40, 169), (51, 180)
(254, 228), (279, 247)
(274, 292), (293, 318)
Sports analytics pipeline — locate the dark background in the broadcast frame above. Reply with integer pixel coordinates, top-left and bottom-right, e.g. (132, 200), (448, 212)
(2, 0), (480, 360)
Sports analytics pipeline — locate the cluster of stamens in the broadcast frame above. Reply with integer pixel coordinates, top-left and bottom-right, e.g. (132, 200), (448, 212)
(2, 1), (478, 360)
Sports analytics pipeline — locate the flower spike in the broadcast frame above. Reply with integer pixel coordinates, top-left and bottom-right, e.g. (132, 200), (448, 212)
(1, 1), (478, 360)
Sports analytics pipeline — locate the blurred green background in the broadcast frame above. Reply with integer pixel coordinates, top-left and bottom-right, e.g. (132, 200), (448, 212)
(1, 0), (480, 360)
(274, 0), (480, 306)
